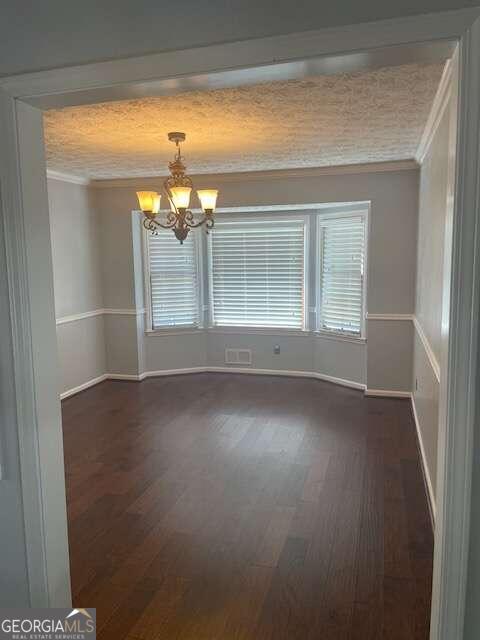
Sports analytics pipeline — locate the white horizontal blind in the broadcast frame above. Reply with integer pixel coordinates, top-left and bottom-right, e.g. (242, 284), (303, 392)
(148, 229), (199, 328)
(318, 215), (365, 335)
(210, 219), (305, 328)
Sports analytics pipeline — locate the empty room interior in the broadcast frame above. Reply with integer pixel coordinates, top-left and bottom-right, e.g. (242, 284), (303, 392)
(44, 41), (454, 639)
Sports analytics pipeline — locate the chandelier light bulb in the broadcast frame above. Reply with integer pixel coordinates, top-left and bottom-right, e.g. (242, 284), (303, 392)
(197, 189), (218, 213)
(136, 191), (159, 213)
(170, 186), (192, 210)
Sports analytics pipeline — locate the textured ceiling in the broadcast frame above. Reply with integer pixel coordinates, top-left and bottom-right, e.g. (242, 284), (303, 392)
(44, 63), (444, 179)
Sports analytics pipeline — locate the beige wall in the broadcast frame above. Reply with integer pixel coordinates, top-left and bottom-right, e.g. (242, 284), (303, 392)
(95, 166), (418, 390)
(48, 178), (107, 394)
(412, 103), (451, 507)
(50, 166), (419, 395)
(49, 179), (104, 317)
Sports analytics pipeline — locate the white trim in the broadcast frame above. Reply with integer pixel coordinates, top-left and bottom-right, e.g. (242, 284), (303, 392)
(145, 328), (204, 337)
(364, 388), (412, 398)
(413, 316), (441, 382)
(411, 395), (437, 527)
(142, 367), (207, 379)
(91, 161), (418, 188)
(314, 330), (366, 345)
(312, 371), (365, 390)
(46, 169), (90, 186)
(366, 313), (414, 321)
(151, 367), (365, 390)
(59, 374), (108, 400)
(60, 367), (366, 397)
(103, 307), (145, 316)
(55, 309), (104, 325)
(106, 373), (145, 381)
(416, 59), (454, 164)
(55, 308), (144, 325)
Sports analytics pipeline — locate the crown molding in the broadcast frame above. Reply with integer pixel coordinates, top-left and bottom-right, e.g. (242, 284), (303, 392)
(46, 169), (90, 185)
(415, 58), (453, 164)
(90, 159), (418, 189)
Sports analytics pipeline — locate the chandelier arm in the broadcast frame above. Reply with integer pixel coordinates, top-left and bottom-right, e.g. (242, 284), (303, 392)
(184, 213), (212, 229)
(184, 210), (215, 229)
(142, 216), (177, 232)
(156, 221), (177, 230)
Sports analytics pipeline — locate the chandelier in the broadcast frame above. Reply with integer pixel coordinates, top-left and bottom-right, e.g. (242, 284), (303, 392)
(136, 132), (218, 243)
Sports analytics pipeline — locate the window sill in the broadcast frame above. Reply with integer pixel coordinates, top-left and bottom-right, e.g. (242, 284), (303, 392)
(145, 326), (204, 337)
(314, 330), (366, 344)
(143, 326), (366, 342)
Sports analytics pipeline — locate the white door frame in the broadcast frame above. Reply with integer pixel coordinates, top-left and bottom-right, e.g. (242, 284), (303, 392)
(0, 8), (479, 637)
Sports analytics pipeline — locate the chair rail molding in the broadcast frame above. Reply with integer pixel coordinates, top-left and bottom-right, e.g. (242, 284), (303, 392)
(366, 313), (414, 321)
(55, 308), (145, 325)
(413, 316), (441, 382)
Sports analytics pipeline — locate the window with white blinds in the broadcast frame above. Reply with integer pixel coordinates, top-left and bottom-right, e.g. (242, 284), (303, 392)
(147, 229), (200, 329)
(317, 214), (366, 336)
(209, 219), (306, 329)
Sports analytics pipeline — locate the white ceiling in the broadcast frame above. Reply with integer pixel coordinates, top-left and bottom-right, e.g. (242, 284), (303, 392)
(44, 62), (445, 180)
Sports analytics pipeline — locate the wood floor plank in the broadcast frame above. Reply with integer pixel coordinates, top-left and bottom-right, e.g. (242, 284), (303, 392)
(62, 374), (433, 639)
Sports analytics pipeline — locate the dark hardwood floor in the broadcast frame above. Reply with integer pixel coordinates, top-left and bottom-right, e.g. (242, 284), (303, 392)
(62, 373), (433, 639)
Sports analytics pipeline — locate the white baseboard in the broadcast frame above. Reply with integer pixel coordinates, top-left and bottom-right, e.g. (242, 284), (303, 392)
(364, 388), (412, 398)
(143, 367), (208, 379)
(60, 366), (366, 398)
(411, 396), (436, 528)
(313, 371), (365, 390)
(206, 366), (366, 390)
(60, 374), (109, 399)
(61, 369), (420, 402)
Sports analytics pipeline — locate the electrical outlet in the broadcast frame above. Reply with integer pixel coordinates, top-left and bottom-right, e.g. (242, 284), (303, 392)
(274, 344), (281, 355)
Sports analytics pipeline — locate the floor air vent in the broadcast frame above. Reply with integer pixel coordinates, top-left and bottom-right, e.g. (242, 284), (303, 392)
(225, 348), (252, 365)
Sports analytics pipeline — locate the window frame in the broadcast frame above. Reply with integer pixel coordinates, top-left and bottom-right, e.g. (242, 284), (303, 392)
(207, 213), (310, 332)
(142, 226), (204, 334)
(141, 206), (369, 340)
(315, 207), (369, 340)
